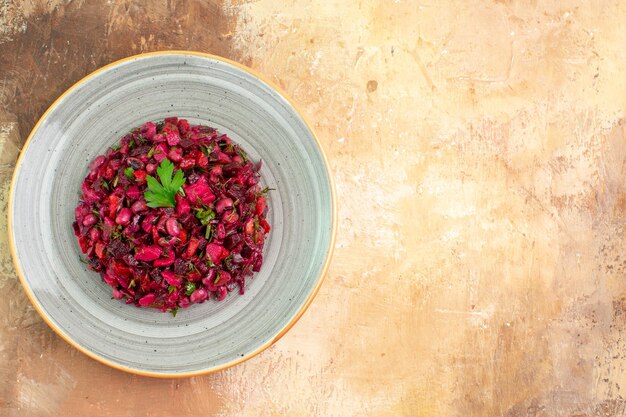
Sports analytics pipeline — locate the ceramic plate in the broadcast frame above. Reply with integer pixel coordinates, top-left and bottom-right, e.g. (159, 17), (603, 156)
(9, 51), (336, 377)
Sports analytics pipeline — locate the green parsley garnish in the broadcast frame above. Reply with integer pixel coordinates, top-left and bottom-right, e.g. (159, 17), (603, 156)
(168, 285), (177, 294)
(194, 207), (215, 225)
(255, 186), (274, 197)
(185, 282), (197, 296)
(147, 147), (155, 158)
(194, 207), (216, 239)
(170, 307), (178, 317)
(144, 159), (186, 208)
(124, 166), (134, 179)
(110, 144), (120, 151)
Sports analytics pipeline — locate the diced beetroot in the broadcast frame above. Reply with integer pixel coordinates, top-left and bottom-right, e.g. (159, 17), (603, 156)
(244, 218), (254, 235)
(152, 133), (166, 143)
(190, 288), (208, 303)
(141, 213), (156, 233)
(89, 228), (101, 242)
(135, 245), (162, 262)
(184, 176), (215, 206)
(168, 147), (183, 162)
(139, 293), (156, 306)
(216, 287), (228, 301)
(108, 194), (122, 218)
(81, 182), (101, 204)
(89, 155), (106, 172)
(140, 121), (157, 140)
(74, 119), (271, 314)
(185, 238), (200, 259)
(260, 218), (271, 233)
(196, 152), (209, 168)
(180, 157), (196, 169)
(78, 236), (90, 253)
(255, 196), (267, 215)
(222, 210), (239, 224)
(126, 185), (141, 200)
(82, 214), (98, 227)
(178, 229), (188, 245)
(103, 271), (117, 286)
(131, 200), (148, 213)
(201, 269), (216, 287)
(95, 242), (106, 259)
(165, 218), (181, 237)
(215, 198), (233, 214)
(161, 270), (182, 287)
(166, 132), (181, 146)
(216, 223), (226, 240)
(187, 271), (201, 282)
(206, 243), (228, 264)
(146, 163), (156, 174)
(153, 143), (168, 162)
(217, 152), (231, 163)
(177, 119), (190, 133)
(209, 165), (222, 180)
(133, 170), (147, 183)
(115, 208), (132, 225)
(214, 270), (231, 286)
(175, 195), (190, 216)
(154, 248), (175, 267)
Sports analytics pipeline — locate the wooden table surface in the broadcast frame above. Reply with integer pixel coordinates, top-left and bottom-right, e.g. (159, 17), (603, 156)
(1, 1), (625, 416)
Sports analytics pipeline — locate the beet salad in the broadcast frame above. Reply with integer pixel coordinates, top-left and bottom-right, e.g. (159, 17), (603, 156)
(73, 118), (271, 316)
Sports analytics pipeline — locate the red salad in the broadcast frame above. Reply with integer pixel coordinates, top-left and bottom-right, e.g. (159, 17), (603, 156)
(73, 118), (271, 315)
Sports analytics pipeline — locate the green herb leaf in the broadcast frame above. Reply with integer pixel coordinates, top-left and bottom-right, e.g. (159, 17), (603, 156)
(185, 282), (196, 296)
(194, 207), (216, 226)
(214, 272), (221, 284)
(237, 147), (249, 163)
(124, 166), (134, 179)
(201, 145), (212, 156)
(171, 307), (178, 317)
(168, 285), (176, 294)
(79, 256), (88, 264)
(144, 159), (186, 208)
(147, 147), (155, 158)
(111, 144), (120, 151)
(205, 224), (213, 241)
(258, 186), (274, 196)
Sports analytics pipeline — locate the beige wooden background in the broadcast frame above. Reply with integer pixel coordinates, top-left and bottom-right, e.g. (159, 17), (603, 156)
(0, 1), (625, 416)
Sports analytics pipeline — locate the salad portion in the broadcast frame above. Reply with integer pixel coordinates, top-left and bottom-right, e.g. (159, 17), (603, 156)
(73, 118), (271, 315)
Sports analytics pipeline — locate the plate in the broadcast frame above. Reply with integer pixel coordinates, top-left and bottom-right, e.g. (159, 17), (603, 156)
(9, 51), (336, 377)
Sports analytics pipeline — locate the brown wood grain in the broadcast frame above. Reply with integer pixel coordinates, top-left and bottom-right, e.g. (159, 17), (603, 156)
(1, 1), (625, 416)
